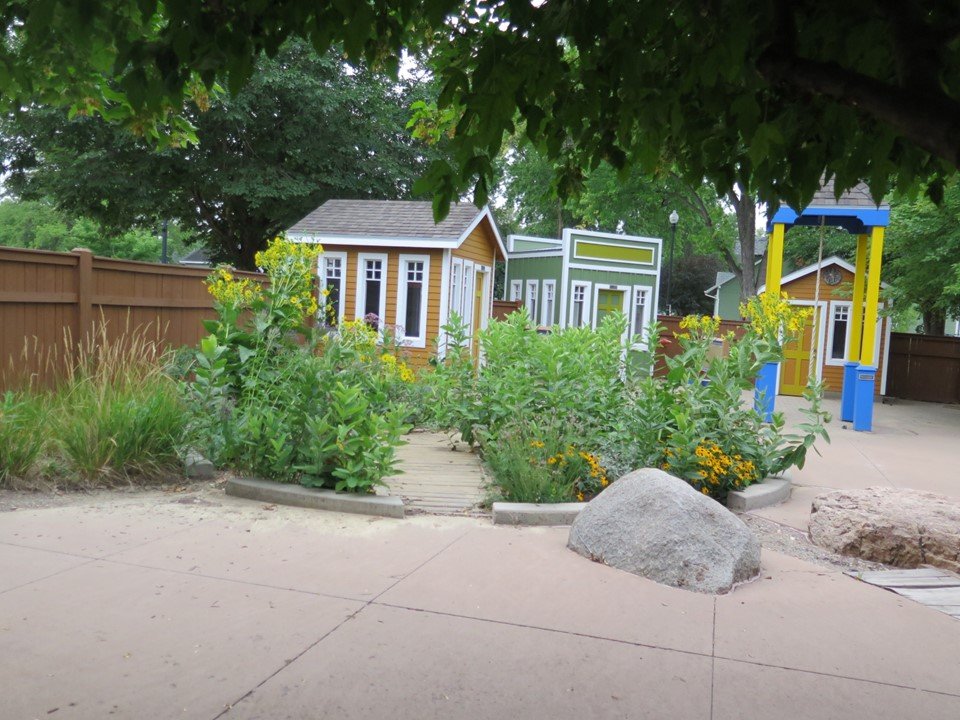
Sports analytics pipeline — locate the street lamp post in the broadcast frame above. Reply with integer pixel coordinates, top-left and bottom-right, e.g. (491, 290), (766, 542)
(665, 210), (679, 314)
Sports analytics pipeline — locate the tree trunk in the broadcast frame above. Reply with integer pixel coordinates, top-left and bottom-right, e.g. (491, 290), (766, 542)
(922, 308), (946, 335)
(727, 182), (759, 303)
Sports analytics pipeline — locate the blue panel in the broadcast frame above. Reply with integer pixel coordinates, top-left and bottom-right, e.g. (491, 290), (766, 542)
(754, 361), (778, 422)
(852, 365), (877, 432)
(767, 206), (890, 234)
(840, 361), (858, 422)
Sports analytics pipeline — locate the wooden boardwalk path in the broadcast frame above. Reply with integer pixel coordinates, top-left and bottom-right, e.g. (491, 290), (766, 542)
(383, 431), (488, 515)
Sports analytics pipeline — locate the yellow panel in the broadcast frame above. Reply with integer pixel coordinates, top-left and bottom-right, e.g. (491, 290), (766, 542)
(765, 223), (785, 295)
(575, 241), (654, 265)
(847, 235), (868, 362)
(860, 227), (885, 367)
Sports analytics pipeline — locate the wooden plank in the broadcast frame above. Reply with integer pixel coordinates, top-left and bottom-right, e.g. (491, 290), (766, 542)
(0, 291), (78, 304)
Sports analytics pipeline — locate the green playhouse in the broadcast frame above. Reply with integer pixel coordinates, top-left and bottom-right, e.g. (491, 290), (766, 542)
(504, 229), (662, 345)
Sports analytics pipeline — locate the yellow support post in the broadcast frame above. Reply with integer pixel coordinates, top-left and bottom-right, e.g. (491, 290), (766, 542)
(847, 234), (868, 363)
(765, 223), (785, 296)
(860, 227), (884, 366)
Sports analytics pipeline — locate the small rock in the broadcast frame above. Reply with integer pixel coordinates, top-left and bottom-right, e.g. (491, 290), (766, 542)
(568, 468), (761, 594)
(809, 487), (960, 572)
(184, 451), (216, 480)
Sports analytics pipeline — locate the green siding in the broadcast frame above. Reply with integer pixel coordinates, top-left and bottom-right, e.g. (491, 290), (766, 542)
(513, 238), (562, 252)
(716, 280), (742, 320)
(505, 256), (563, 325)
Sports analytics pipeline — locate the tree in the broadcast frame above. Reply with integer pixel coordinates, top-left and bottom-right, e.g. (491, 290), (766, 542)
(1, 41), (443, 267)
(0, 200), (192, 261)
(0, 2), (957, 217)
(885, 181), (960, 334)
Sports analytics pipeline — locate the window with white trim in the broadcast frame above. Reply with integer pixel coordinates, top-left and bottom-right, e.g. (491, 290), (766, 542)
(321, 255), (344, 325)
(570, 282), (590, 327)
(358, 255), (386, 330)
(526, 280), (538, 323)
(397, 255), (430, 346)
(510, 280), (522, 302)
(462, 263), (475, 334)
(450, 260), (463, 318)
(632, 287), (650, 338)
(828, 303), (850, 362)
(542, 280), (556, 326)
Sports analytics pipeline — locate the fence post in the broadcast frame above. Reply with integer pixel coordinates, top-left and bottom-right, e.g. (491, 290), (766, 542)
(73, 248), (94, 343)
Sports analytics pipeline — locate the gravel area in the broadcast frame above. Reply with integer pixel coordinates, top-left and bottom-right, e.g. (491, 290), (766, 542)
(740, 512), (891, 573)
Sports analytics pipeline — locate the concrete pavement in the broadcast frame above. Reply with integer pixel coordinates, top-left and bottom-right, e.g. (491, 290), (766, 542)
(2, 481), (959, 720)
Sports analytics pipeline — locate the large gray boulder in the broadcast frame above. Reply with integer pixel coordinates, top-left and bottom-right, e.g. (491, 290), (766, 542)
(810, 487), (960, 572)
(568, 468), (761, 594)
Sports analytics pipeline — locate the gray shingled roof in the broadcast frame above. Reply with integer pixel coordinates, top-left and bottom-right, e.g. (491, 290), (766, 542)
(808, 177), (889, 209)
(287, 200), (485, 239)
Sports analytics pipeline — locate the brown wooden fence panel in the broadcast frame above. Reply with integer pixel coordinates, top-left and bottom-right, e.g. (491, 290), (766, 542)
(885, 332), (960, 404)
(0, 245), (265, 390)
(492, 299), (522, 321)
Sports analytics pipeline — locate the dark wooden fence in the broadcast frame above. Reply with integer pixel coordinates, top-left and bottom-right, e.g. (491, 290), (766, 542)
(492, 299), (522, 320)
(885, 332), (960, 404)
(0, 245), (264, 390)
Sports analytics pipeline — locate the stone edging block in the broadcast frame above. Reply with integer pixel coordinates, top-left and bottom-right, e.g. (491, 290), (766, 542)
(726, 476), (791, 512)
(226, 477), (404, 519)
(492, 501), (586, 526)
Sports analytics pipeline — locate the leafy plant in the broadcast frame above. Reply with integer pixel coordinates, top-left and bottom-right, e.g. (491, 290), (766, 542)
(296, 384), (410, 493)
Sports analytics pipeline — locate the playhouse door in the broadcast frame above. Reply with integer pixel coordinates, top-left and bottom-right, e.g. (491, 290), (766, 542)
(471, 270), (484, 360)
(594, 289), (624, 328)
(780, 308), (821, 396)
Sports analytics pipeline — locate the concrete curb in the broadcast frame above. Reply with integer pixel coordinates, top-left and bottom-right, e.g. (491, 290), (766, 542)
(492, 501), (586, 526)
(726, 475), (792, 512)
(225, 477), (404, 519)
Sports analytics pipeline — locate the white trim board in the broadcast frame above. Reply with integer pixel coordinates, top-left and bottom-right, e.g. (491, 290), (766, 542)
(394, 253), (431, 349)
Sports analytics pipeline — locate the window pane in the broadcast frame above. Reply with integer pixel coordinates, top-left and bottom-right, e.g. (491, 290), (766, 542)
(405, 282), (422, 337)
(831, 319), (847, 359)
(327, 279), (341, 325)
(365, 280), (381, 326)
(573, 301), (583, 327)
(634, 291), (647, 335)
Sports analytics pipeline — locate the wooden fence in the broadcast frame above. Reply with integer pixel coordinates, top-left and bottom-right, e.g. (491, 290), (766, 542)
(0, 245), (264, 390)
(492, 299), (522, 321)
(885, 332), (960, 404)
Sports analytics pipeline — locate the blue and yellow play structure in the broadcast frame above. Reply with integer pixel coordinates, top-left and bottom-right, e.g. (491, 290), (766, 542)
(765, 181), (890, 432)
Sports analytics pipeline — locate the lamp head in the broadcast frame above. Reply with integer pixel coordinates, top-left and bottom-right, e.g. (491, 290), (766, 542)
(669, 210), (679, 226)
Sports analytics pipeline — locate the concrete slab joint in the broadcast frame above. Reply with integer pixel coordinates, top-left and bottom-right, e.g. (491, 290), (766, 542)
(727, 476), (792, 512)
(226, 476), (404, 518)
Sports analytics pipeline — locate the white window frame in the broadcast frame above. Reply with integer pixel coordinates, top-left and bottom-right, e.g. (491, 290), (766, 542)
(826, 300), (852, 366)
(450, 258), (464, 319)
(318, 251), (347, 325)
(569, 281), (592, 328)
(526, 280), (539, 323)
(395, 254), (431, 348)
(630, 285), (653, 347)
(462, 260), (476, 336)
(541, 280), (556, 327)
(355, 252), (388, 328)
(510, 280), (522, 302)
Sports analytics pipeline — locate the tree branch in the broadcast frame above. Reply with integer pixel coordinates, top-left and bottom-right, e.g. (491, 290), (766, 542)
(757, 51), (960, 168)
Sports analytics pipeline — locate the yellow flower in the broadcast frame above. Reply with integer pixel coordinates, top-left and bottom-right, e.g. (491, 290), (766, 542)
(530, 440), (545, 449)
(577, 492), (585, 502)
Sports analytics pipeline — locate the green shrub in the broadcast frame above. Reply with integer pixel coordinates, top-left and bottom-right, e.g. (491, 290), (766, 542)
(0, 391), (48, 485)
(188, 242), (415, 493)
(296, 383), (409, 493)
(478, 412), (611, 504)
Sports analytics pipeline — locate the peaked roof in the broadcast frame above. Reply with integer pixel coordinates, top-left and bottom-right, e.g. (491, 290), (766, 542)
(807, 177), (890, 209)
(288, 200), (486, 239)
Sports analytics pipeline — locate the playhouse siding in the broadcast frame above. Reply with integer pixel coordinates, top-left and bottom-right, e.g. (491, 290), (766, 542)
(782, 265), (888, 394)
(453, 222), (501, 265)
(505, 255), (563, 324)
(322, 244), (443, 367)
(717, 281), (742, 319)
